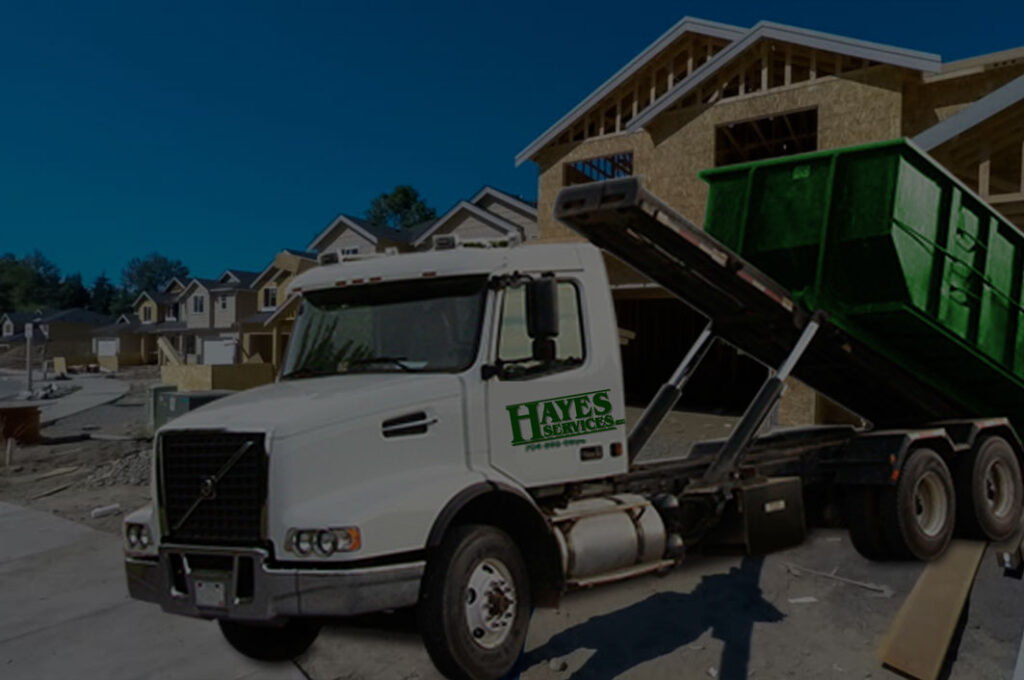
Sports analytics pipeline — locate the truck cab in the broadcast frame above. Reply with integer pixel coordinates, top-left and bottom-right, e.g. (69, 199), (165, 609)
(125, 243), (639, 678)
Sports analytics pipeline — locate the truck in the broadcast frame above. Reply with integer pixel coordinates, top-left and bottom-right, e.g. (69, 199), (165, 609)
(124, 139), (1024, 680)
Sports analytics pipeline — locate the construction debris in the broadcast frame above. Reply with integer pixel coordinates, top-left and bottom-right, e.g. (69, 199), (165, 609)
(90, 503), (122, 519)
(31, 483), (72, 500)
(84, 449), (151, 487)
(783, 562), (894, 598)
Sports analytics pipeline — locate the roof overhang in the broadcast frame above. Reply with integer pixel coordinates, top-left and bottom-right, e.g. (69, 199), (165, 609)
(307, 214), (380, 252)
(914, 72), (1024, 151)
(410, 201), (522, 247)
(628, 21), (941, 131)
(469, 186), (537, 217)
(515, 16), (746, 166)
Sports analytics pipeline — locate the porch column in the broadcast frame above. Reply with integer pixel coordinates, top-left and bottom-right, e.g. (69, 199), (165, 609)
(271, 324), (281, 371)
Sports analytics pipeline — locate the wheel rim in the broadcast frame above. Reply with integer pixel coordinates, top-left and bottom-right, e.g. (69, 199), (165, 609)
(914, 471), (948, 537)
(464, 558), (517, 650)
(984, 458), (1015, 519)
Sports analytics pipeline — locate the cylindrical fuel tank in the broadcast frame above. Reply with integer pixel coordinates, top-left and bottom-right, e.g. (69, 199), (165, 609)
(552, 493), (666, 580)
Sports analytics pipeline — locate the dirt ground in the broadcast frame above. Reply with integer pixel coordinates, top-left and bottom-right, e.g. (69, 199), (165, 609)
(0, 366), (160, 535)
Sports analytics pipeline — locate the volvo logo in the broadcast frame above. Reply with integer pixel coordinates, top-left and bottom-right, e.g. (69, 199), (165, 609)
(199, 475), (217, 500)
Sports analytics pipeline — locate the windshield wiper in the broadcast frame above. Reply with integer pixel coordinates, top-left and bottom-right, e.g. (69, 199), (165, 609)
(347, 356), (414, 372)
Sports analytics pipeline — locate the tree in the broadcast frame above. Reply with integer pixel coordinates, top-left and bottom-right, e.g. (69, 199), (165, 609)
(121, 253), (189, 297)
(89, 273), (118, 315)
(0, 250), (61, 311)
(55, 273), (91, 309)
(366, 185), (436, 230)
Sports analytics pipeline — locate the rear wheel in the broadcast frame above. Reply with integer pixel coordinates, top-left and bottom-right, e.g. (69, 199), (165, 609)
(955, 436), (1023, 541)
(218, 618), (320, 661)
(844, 485), (892, 561)
(881, 447), (955, 561)
(418, 525), (531, 680)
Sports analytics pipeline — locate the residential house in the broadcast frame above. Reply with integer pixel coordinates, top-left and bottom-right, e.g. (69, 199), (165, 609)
(308, 186), (539, 255)
(178, 269), (259, 365)
(515, 16), (1024, 419)
(2, 308), (113, 363)
(240, 249), (318, 370)
(93, 278), (188, 369)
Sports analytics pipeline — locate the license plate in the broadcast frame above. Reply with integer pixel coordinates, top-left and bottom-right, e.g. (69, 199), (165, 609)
(194, 580), (226, 608)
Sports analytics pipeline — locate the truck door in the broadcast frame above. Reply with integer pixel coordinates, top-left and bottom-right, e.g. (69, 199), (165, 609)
(485, 278), (628, 486)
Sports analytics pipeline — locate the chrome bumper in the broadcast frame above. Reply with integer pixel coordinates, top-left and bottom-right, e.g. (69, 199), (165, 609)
(125, 546), (424, 621)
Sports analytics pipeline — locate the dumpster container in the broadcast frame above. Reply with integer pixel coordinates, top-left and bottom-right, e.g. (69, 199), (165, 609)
(700, 138), (1024, 430)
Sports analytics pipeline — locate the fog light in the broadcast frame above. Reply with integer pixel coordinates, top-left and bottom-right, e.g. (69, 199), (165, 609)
(315, 530), (337, 556)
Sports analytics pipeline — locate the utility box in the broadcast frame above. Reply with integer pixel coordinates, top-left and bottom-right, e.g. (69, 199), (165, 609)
(701, 138), (1024, 432)
(154, 390), (233, 432)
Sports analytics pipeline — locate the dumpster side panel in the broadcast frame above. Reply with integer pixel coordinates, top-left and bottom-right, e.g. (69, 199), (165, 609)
(700, 139), (1024, 430)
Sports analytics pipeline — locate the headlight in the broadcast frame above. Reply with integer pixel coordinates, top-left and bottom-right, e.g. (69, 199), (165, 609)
(315, 530), (337, 556)
(295, 530), (314, 555)
(287, 527), (360, 557)
(125, 523), (151, 550)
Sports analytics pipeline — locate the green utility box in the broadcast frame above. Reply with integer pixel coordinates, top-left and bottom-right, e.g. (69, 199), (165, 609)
(701, 139), (1024, 428)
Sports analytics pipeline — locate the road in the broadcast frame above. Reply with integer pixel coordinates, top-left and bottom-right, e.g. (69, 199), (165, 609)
(2, 488), (1023, 679)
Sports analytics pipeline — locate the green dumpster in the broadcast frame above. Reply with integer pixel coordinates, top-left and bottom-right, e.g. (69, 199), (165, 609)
(701, 139), (1024, 430)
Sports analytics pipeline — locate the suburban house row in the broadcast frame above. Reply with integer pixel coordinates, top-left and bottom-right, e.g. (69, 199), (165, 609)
(83, 186), (538, 370)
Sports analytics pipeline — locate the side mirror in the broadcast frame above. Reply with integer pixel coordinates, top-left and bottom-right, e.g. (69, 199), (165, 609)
(526, 277), (558, 339)
(526, 277), (558, 362)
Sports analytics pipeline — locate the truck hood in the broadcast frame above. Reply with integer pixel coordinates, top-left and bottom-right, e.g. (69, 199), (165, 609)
(158, 373), (463, 439)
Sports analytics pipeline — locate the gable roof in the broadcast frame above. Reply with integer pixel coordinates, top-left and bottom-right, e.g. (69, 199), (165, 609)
(914, 72), (1024, 151)
(410, 201), (522, 248)
(628, 20), (941, 132)
(251, 249), (321, 290)
(176, 278), (219, 300)
(308, 214), (385, 251)
(38, 308), (113, 325)
(161, 277), (186, 293)
(515, 17), (746, 165)
(218, 270), (260, 288)
(469, 186), (538, 216)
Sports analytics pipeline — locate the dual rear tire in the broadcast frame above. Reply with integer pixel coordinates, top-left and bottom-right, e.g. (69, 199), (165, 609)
(846, 438), (1023, 562)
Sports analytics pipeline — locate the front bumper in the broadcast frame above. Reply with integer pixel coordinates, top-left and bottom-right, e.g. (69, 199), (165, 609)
(126, 545), (424, 621)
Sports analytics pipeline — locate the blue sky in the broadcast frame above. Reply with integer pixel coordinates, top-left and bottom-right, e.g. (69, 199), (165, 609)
(2, 0), (1022, 285)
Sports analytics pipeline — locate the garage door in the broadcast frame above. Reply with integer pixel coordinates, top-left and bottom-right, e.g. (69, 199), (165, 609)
(97, 338), (118, 357)
(201, 338), (235, 365)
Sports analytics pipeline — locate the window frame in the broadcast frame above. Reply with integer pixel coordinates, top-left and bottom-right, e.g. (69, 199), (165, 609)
(493, 277), (587, 381)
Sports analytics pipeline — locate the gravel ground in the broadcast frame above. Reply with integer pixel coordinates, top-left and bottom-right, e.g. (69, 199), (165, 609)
(0, 366), (158, 535)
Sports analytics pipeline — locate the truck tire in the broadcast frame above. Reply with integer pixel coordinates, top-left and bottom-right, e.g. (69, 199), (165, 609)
(844, 486), (891, 561)
(418, 524), (530, 680)
(955, 436), (1023, 541)
(218, 618), (320, 661)
(881, 448), (955, 561)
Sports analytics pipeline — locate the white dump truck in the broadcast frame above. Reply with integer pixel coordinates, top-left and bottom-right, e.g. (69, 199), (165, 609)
(124, 178), (1023, 680)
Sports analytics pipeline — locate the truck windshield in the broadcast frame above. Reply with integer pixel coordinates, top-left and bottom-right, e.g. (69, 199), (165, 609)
(281, 275), (489, 379)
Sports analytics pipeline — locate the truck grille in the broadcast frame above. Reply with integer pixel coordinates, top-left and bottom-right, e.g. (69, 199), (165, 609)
(160, 432), (267, 546)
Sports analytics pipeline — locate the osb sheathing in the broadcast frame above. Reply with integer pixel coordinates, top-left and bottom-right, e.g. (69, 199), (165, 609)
(535, 66), (907, 245)
(902, 64), (1024, 138)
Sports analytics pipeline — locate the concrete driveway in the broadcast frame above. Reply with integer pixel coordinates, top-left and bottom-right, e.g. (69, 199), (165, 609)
(2, 497), (1022, 680)
(0, 501), (304, 680)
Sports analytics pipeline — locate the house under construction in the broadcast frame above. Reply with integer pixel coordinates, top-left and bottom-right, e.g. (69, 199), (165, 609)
(517, 17), (1024, 421)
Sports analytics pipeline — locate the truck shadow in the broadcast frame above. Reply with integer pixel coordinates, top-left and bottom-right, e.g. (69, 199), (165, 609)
(515, 556), (782, 680)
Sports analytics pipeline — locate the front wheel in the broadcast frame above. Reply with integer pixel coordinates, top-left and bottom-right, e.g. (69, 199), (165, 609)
(418, 525), (531, 680)
(218, 618), (320, 661)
